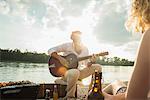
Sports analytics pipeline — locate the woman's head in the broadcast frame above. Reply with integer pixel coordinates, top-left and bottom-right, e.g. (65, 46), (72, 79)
(126, 0), (150, 33)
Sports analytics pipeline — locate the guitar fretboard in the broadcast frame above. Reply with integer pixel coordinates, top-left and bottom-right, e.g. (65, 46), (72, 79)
(78, 52), (109, 61)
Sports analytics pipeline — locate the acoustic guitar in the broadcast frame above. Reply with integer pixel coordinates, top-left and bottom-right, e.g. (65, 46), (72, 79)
(48, 52), (108, 77)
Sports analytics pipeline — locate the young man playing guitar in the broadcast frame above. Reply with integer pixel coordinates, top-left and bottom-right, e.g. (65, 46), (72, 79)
(48, 31), (102, 99)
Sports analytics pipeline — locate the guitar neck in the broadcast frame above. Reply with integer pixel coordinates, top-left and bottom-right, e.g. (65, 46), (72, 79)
(78, 55), (93, 61)
(78, 52), (109, 61)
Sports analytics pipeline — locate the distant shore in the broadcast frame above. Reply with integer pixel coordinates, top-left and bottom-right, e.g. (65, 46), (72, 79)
(0, 48), (134, 66)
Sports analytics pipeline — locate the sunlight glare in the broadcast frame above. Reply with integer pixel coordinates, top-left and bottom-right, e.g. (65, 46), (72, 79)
(82, 76), (91, 86)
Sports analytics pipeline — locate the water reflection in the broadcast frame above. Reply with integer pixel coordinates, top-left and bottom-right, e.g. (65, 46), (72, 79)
(0, 62), (133, 84)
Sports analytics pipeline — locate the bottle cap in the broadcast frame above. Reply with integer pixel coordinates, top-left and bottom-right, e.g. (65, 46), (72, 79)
(95, 70), (98, 72)
(54, 85), (57, 88)
(46, 89), (50, 92)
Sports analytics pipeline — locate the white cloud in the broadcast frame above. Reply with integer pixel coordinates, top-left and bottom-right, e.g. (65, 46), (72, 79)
(0, 0), (10, 14)
(91, 0), (138, 45)
(0, 0), (141, 60)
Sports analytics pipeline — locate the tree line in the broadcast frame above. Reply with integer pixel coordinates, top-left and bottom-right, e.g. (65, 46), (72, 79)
(0, 48), (134, 66)
(0, 48), (49, 63)
(96, 56), (134, 66)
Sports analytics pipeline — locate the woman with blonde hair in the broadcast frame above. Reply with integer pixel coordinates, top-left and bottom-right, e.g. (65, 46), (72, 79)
(103, 0), (150, 99)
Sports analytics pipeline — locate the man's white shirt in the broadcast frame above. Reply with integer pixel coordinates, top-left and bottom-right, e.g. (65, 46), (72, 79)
(48, 42), (89, 69)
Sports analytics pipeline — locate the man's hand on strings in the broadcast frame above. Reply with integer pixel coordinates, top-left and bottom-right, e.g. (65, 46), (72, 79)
(51, 52), (68, 67)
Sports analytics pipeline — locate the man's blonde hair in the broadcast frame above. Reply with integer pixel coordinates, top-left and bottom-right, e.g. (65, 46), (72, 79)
(126, 0), (150, 33)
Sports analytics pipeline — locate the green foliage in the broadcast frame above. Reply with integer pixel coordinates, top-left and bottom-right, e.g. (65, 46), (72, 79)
(0, 48), (134, 66)
(0, 48), (49, 63)
(96, 56), (134, 66)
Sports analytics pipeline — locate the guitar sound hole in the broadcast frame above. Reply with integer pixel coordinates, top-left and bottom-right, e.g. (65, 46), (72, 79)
(70, 58), (73, 61)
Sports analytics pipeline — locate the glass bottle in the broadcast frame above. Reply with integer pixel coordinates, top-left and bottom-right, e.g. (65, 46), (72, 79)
(88, 70), (104, 100)
(53, 85), (58, 100)
(88, 74), (94, 92)
(45, 89), (50, 100)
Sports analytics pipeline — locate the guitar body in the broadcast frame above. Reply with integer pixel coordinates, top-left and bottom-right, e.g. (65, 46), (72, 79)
(48, 51), (108, 77)
(48, 53), (79, 77)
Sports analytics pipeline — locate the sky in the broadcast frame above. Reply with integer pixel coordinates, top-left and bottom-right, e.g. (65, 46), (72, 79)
(0, 0), (142, 60)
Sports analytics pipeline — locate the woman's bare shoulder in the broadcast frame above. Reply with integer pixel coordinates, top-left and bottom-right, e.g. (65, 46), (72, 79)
(142, 28), (150, 42)
(144, 28), (150, 37)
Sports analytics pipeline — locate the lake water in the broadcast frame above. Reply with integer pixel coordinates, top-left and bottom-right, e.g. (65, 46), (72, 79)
(0, 62), (133, 85)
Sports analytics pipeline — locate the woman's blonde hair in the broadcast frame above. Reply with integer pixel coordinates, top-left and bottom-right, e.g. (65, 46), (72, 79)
(126, 0), (150, 33)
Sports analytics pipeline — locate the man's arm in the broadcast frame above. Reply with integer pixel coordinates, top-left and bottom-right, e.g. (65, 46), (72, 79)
(48, 43), (70, 67)
(48, 43), (69, 55)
